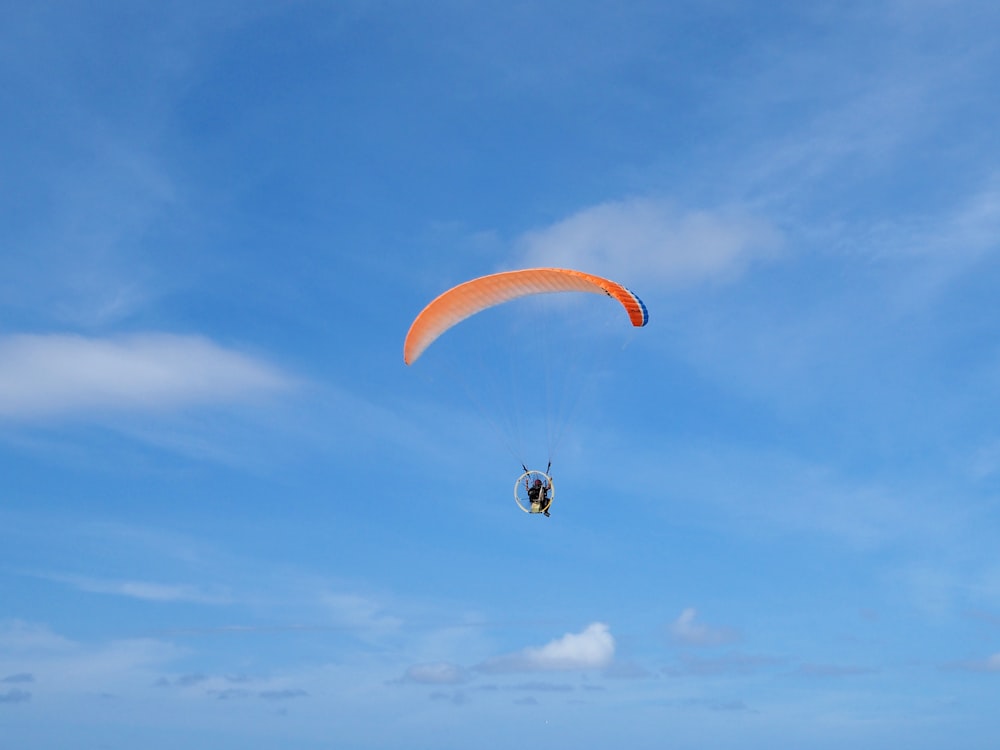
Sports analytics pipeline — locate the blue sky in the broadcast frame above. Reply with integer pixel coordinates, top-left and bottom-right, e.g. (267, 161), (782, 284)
(3, 1), (1000, 748)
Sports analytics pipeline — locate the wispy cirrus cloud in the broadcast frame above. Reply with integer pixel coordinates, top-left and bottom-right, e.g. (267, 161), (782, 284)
(0, 333), (294, 421)
(513, 197), (781, 286)
(32, 572), (231, 605)
(880, 175), (1000, 307)
(477, 622), (615, 673)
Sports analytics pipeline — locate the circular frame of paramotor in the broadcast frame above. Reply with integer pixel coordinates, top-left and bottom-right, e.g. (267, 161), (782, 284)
(514, 470), (555, 514)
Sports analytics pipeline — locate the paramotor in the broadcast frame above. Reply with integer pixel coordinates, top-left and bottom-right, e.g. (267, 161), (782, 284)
(404, 267), (648, 515)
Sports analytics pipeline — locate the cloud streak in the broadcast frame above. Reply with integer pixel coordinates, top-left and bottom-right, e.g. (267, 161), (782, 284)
(0, 333), (293, 420)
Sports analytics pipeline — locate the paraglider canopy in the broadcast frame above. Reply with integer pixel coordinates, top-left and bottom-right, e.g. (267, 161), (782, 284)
(404, 267), (648, 365)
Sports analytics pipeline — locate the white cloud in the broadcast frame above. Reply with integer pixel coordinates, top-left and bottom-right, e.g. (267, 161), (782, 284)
(669, 608), (738, 647)
(478, 622), (615, 673)
(0, 333), (293, 420)
(514, 197), (780, 286)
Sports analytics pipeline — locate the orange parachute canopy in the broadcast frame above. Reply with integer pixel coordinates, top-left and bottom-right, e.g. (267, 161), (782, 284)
(404, 268), (648, 365)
